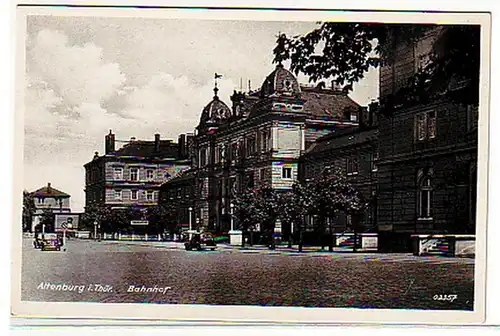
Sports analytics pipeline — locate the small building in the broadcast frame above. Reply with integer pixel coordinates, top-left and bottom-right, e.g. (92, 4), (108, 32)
(83, 130), (192, 231)
(158, 168), (197, 233)
(30, 182), (71, 232)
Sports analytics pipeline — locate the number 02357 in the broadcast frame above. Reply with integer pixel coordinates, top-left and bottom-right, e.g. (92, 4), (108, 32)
(433, 294), (458, 302)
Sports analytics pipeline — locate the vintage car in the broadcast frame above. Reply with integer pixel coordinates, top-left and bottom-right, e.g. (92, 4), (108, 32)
(184, 232), (217, 251)
(40, 233), (62, 251)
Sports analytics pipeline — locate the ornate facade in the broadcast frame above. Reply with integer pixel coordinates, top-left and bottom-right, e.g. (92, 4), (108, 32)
(190, 64), (362, 233)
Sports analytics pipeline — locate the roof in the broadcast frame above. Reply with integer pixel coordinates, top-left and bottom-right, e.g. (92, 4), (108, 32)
(32, 183), (70, 198)
(260, 64), (301, 97)
(305, 127), (378, 156)
(199, 95), (232, 127)
(109, 140), (180, 159)
(160, 168), (197, 188)
(300, 87), (361, 120)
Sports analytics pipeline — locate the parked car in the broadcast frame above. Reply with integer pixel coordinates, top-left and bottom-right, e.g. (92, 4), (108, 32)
(40, 233), (61, 251)
(184, 232), (217, 251)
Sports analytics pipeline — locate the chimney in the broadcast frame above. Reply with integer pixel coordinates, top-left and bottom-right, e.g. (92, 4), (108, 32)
(47, 182), (52, 193)
(368, 100), (380, 126)
(178, 134), (186, 158)
(154, 133), (160, 152)
(331, 80), (342, 92)
(359, 106), (367, 128)
(105, 130), (115, 154)
(130, 137), (136, 143)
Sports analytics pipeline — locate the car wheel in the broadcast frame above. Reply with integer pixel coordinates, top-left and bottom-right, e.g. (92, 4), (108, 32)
(211, 248), (215, 251)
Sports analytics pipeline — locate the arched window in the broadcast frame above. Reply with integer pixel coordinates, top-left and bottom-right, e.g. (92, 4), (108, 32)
(417, 173), (433, 219)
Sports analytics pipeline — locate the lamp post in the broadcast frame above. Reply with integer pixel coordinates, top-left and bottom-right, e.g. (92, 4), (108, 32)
(230, 203), (234, 231)
(188, 207), (193, 232)
(42, 223), (46, 235)
(61, 221), (67, 249)
(94, 220), (98, 241)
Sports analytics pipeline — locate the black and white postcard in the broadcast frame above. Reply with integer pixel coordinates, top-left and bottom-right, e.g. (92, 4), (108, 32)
(11, 3), (491, 325)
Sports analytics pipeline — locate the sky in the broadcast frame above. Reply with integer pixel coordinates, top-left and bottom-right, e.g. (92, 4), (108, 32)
(23, 15), (379, 212)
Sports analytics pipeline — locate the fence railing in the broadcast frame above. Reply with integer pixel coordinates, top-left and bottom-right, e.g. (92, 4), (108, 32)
(100, 233), (164, 241)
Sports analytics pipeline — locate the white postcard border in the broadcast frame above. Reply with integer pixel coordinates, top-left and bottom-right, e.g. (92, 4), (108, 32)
(11, 5), (491, 325)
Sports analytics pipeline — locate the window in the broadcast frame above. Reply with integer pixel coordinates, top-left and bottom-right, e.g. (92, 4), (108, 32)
(177, 188), (182, 199)
(347, 157), (359, 175)
(247, 172), (255, 188)
(228, 177), (236, 195)
(261, 130), (270, 152)
(214, 146), (219, 163)
(146, 169), (155, 181)
(467, 104), (479, 131)
(415, 111), (437, 141)
(113, 167), (123, 180)
(282, 167), (292, 179)
(246, 137), (256, 156)
(217, 146), (224, 163)
(199, 148), (207, 167)
(146, 190), (154, 202)
(131, 190), (138, 200)
(260, 168), (266, 181)
(371, 152), (379, 172)
(38, 197), (44, 204)
(114, 190), (122, 200)
(130, 168), (139, 181)
(416, 113), (427, 141)
(417, 173), (433, 219)
(350, 112), (358, 122)
(427, 111), (436, 139)
(230, 143), (238, 162)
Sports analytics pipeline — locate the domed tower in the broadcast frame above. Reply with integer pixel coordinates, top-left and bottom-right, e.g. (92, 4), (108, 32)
(197, 85), (232, 134)
(260, 63), (301, 98)
(248, 63), (306, 119)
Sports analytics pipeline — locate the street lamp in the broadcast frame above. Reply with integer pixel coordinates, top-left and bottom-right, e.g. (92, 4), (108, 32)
(188, 207), (193, 231)
(230, 203), (234, 231)
(93, 220), (98, 241)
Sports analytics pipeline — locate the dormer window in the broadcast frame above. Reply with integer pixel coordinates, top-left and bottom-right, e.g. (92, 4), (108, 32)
(350, 112), (358, 122)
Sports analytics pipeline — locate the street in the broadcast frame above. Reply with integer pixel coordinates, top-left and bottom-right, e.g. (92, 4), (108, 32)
(21, 238), (475, 310)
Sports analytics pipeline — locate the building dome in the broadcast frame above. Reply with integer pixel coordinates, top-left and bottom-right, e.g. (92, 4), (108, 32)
(199, 87), (232, 126)
(260, 63), (301, 97)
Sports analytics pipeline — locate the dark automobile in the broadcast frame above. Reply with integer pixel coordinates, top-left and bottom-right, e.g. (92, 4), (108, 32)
(40, 233), (61, 251)
(184, 232), (217, 251)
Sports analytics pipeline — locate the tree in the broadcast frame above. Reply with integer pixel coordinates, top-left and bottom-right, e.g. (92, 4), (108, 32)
(308, 166), (368, 252)
(81, 201), (127, 234)
(38, 208), (55, 233)
(232, 184), (280, 247)
(273, 23), (480, 109)
(146, 205), (176, 235)
(276, 182), (315, 251)
(22, 191), (36, 232)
